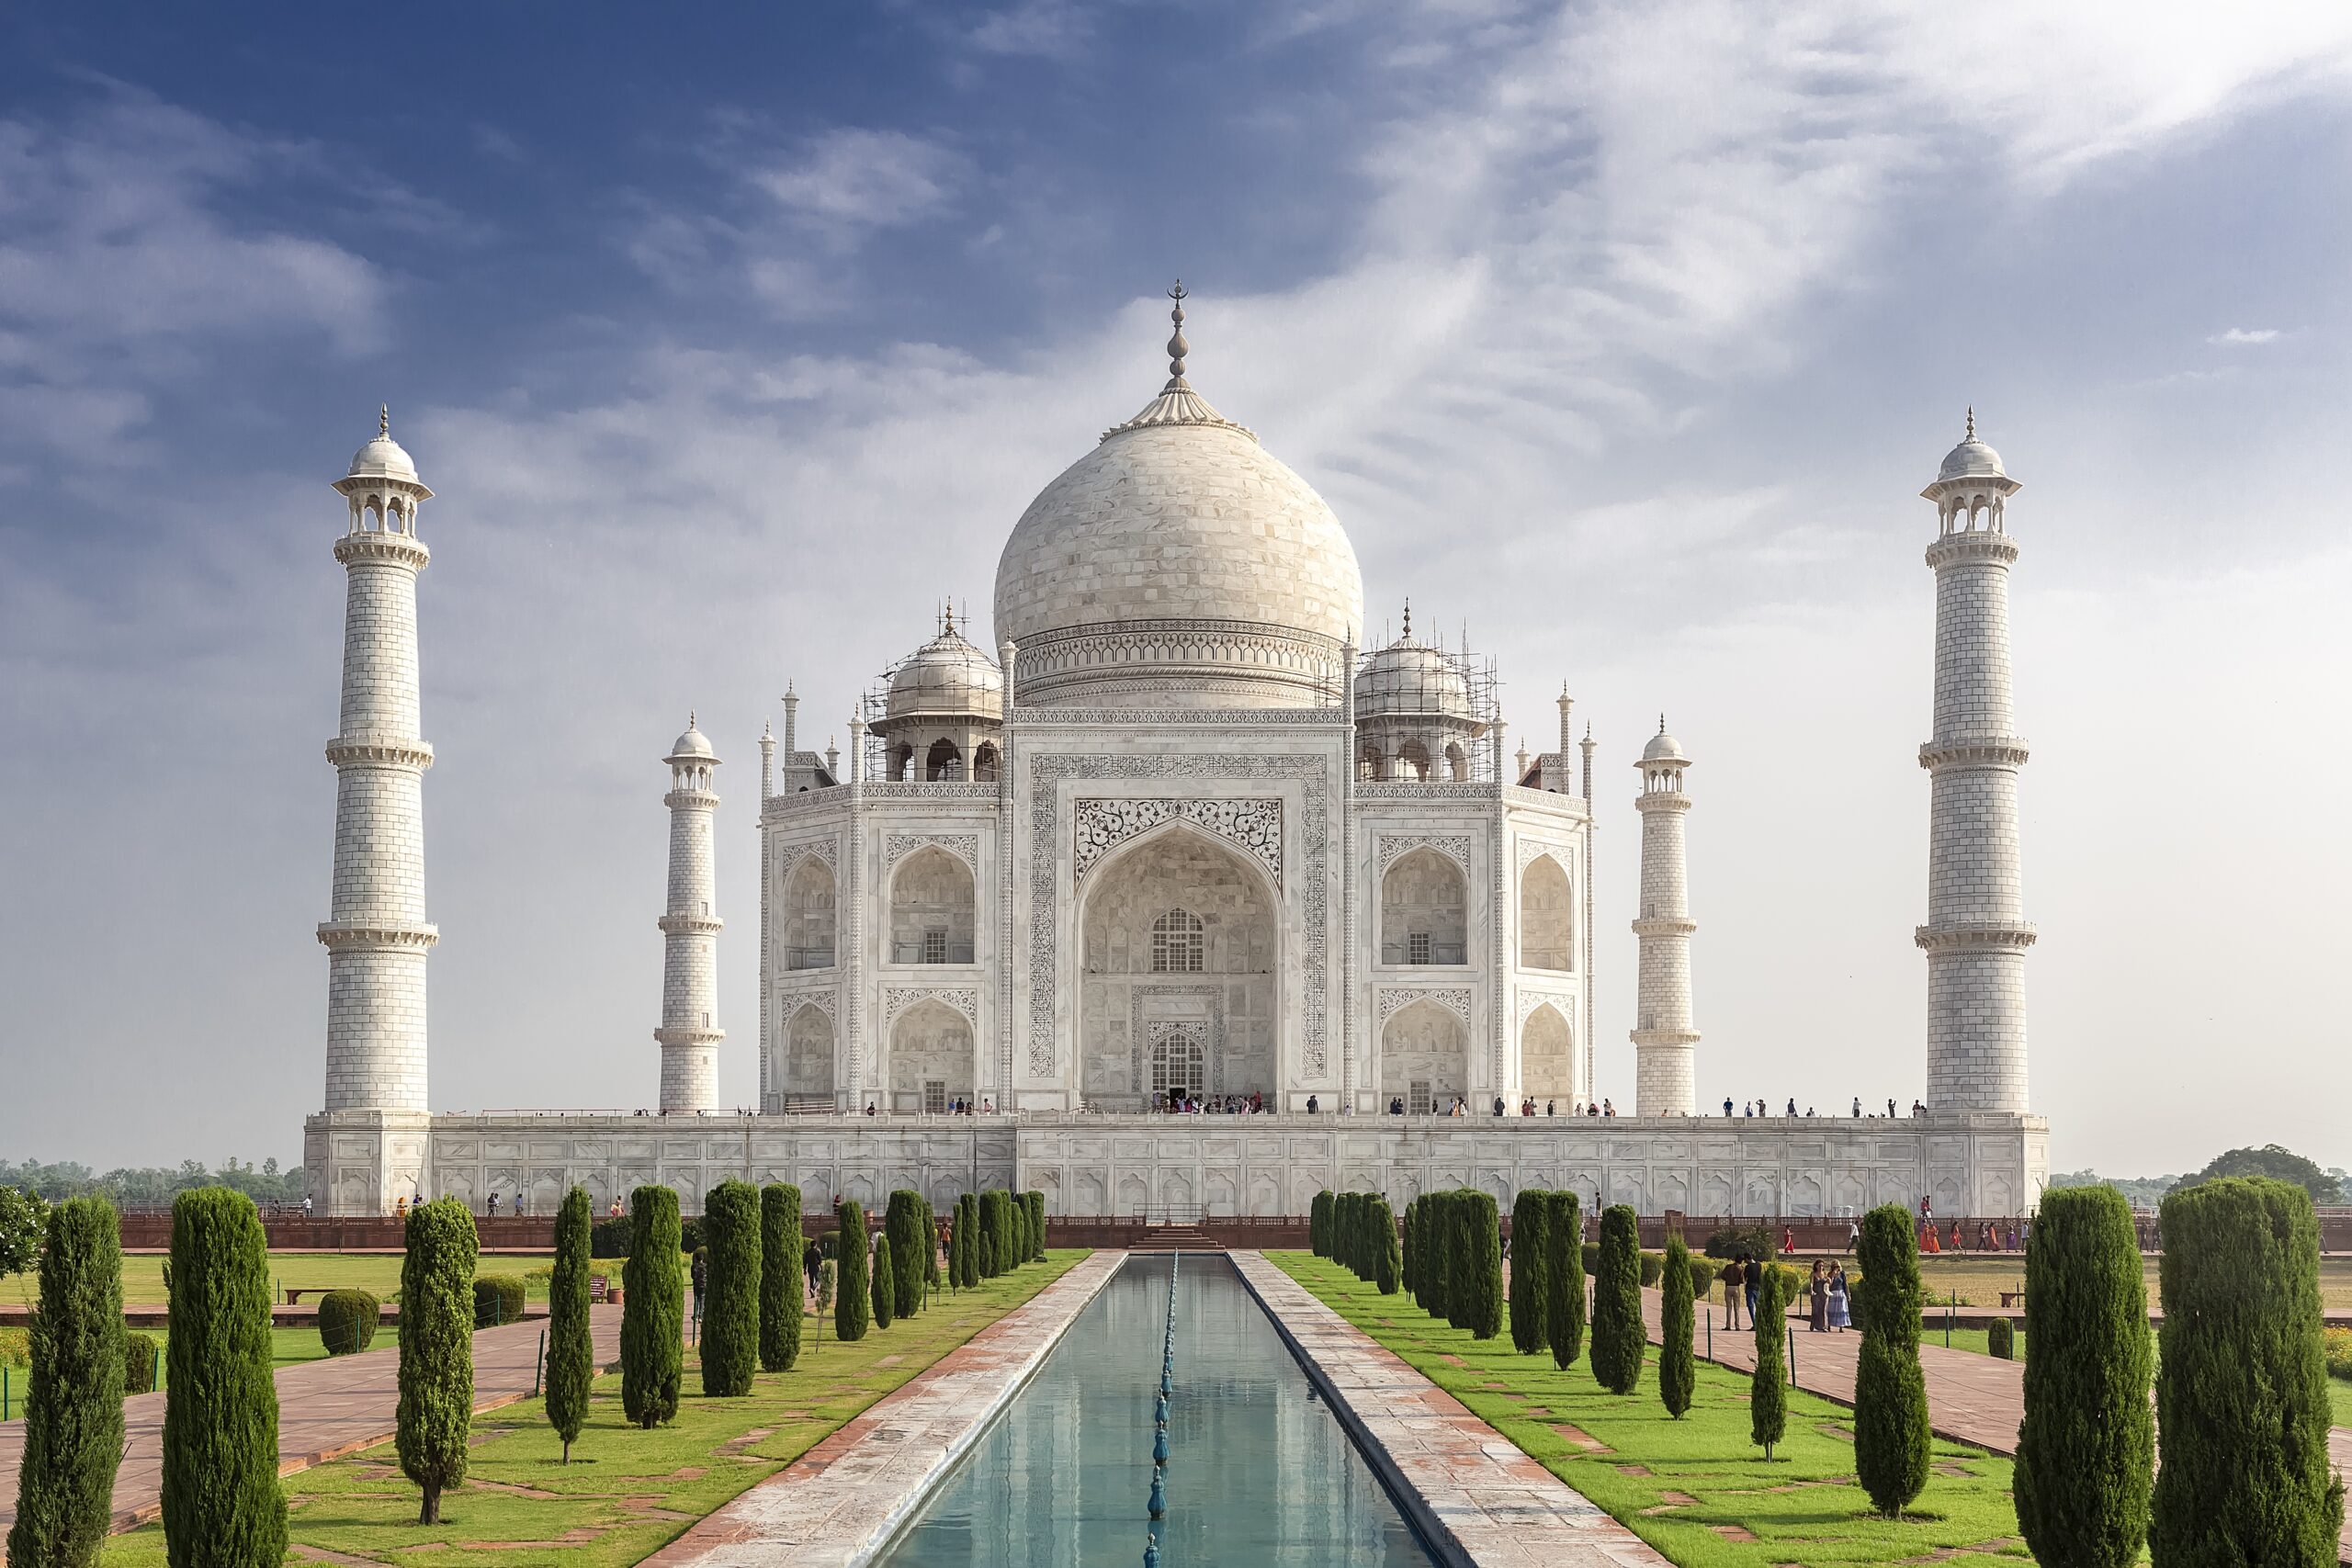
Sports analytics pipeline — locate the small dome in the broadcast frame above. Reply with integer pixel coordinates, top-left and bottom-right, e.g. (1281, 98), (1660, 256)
(669, 715), (716, 760)
(884, 616), (1004, 725)
(347, 434), (418, 481)
(1642, 727), (1686, 762)
(1355, 610), (1479, 724)
(1937, 409), (2005, 481)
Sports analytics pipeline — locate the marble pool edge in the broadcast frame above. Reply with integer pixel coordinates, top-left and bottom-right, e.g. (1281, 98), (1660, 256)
(1228, 1250), (1672, 1568)
(643, 1248), (1128, 1568)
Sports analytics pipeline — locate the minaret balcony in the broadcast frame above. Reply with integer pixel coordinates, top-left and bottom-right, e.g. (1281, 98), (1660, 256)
(1914, 921), (2038, 952)
(325, 736), (435, 768)
(317, 921), (439, 952)
(657, 912), (724, 935)
(1917, 738), (2030, 769)
(332, 532), (431, 570)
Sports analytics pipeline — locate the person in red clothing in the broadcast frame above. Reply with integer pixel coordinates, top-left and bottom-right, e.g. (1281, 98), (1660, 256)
(1781, 1224), (1795, 1257)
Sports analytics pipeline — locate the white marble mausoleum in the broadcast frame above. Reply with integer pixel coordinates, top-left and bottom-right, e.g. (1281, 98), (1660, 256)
(303, 292), (2047, 1220)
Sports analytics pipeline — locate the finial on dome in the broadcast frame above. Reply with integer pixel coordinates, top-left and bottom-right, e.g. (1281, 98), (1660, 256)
(943, 597), (956, 636)
(379, 404), (390, 437)
(1658, 713), (1668, 734)
(689, 709), (697, 729)
(1166, 280), (1189, 381)
(1964, 405), (1976, 441)
(1401, 599), (1411, 640)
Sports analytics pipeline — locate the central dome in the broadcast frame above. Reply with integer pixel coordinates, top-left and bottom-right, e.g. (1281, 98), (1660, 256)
(992, 292), (1363, 709)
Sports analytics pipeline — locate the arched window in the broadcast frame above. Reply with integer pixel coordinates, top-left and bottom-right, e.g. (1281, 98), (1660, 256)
(924, 738), (963, 781)
(1444, 742), (1469, 782)
(972, 741), (1000, 782)
(1396, 739), (1431, 782)
(889, 846), (976, 964)
(1381, 847), (1467, 965)
(783, 855), (836, 970)
(1520, 853), (1575, 972)
(1150, 1026), (1204, 1100)
(1151, 908), (1204, 973)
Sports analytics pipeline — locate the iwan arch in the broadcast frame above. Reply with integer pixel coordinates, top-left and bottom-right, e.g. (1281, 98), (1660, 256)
(303, 294), (2045, 1220)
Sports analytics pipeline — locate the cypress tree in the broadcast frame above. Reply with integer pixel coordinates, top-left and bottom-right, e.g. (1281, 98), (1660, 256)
(1312, 1190), (1333, 1256)
(1334, 1192), (1354, 1274)
(870, 1233), (896, 1329)
(2014, 1183), (2151, 1568)
(924, 1199), (944, 1289)
(1373, 1196), (1401, 1293)
(947, 1195), (969, 1289)
(1659, 1233), (1696, 1418)
(700, 1179), (761, 1396)
(885, 1191), (924, 1318)
(1546, 1190), (1586, 1371)
(160, 1187), (285, 1567)
(759, 1183), (804, 1372)
(1460, 1190), (1502, 1338)
(1426, 1193), (1455, 1321)
(961, 1193), (982, 1286)
(1750, 1261), (1788, 1459)
(397, 1197), (478, 1524)
(1853, 1203), (1930, 1517)
(976, 1192), (998, 1277)
(7, 1196), (125, 1568)
(546, 1186), (594, 1461)
(1589, 1203), (1644, 1393)
(834, 1201), (871, 1341)
(1400, 1198), (1419, 1297)
(992, 1190), (1017, 1275)
(2151, 1176), (2343, 1565)
(1509, 1190), (1549, 1354)
(1442, 1192), (1471, 1330)
(621, 1184), (684, 1427)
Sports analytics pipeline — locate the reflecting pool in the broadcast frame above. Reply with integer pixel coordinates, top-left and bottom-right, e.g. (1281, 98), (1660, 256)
(873, 1253), (1434, 1567)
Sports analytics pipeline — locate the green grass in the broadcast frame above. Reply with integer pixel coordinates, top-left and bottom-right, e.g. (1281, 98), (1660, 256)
(2, 1251), (561, 1310)
(1275, 1252), (2033, 1567)
(2328, 1378), (2352, 1431)
(0, 1326), (333, 1386)
(95, 1251), (1087, 1568)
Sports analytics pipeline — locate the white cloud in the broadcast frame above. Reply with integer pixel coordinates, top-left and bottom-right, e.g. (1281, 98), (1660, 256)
(750, 129), (965, 231)
(2210, 326), (2282, 344)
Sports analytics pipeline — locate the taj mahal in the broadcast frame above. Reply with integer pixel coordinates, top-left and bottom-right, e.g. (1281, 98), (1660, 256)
(302, 288), (2047, 1221)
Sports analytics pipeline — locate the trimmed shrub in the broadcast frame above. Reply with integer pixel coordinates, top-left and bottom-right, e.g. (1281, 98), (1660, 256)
(1659, 1234), (1695, 1418)
(870, 1233), (896, 1330)
(1638, 1250), (1664, 1287)
(124, 1331), (160, 1393)
(885, 1191), (925, 1320)
(398, 1198), (478, 1525)
(590, 1215), (632, 1258)
(1400, 1199), (1419, 1299)
(701, 1179), (761, 1396)
(1589, 1204), (1644, 1393)
(621, 1185), (684, 1427)
(1853, 1204), (1930, 1517)
(1421, 1194), (1453, 1321)
(547, 1187), (594, 1461)
(1509, 1190), (1549, 1355)
(161, 1188), (285, 1564)
(1751, 1261), (1788, 1459)
(760, 1184), (804, 1373)
(1704, 1224), (1776, 1261)
(473, 1274), (526, 1328)
(1582, 1241), (1601, 1276)
(1546, 1190), (1586, 1371)
(2152, 1176), (2343, 1565)
(2324, 1326), (2352, 1382)
(1464, 1190), (1503, 1339)
(317, 1288), (380, 1356)
(678, 1216), (706, 1255)
(948, 1194), (973, 1290)
(7, 1195), (125, 1568)
(1687, 1255), (1715, 1303)
(1026, 1191), (1046, 1261)
(1987, 1316), (2015, 1360)
(834, 1201), (871, 1342)
(1373, 1196), (1401, 1293)
(1312, 1190), (1334, 1256)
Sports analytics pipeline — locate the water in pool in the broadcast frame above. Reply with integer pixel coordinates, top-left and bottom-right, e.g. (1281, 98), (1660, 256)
(873, 1254), (1434, 1566)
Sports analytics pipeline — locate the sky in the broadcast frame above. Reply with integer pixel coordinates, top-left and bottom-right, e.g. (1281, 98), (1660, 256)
(3, 2), (2349, 1179)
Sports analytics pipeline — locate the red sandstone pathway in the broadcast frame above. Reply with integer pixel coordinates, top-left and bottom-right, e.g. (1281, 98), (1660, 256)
(0, 1304), (622, 1552)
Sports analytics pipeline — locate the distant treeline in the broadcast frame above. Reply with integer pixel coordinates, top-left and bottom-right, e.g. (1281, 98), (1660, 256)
(2051, 1145), (2346, 1208)
(0, 1156), (305, 1204)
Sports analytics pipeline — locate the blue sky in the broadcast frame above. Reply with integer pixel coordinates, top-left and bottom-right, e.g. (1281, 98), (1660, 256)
(5, 3), (2350, 1176)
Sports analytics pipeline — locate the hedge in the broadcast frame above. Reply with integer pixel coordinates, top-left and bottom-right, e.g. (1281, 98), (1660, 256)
(1025, 1191), (1046, 1261)
(124, 1331), (159, 1394)
(1853, 1204), (1930, 1517)
(1658, 1234), (1695, 1418)
(317, 1288), (380, 1356)
(760, 1184), (804, 1373)
(885, 1191), (926, 1320)
(701, 1179), (761, 1396)
(473, 1275), (526, 1328)
(6, 1195), (125, 1568)
(546, 1186), (594, 1461)
(834, 1201), (871, 1341)
(398, 1198), (478, 1524)
(1686, 1255), (1715, 1303)
(621, 1186), (684, 1427)
(1546, 1190), (1585, 1371)
(1589, 1204), (1644, 1393)
(2151, 1176), (2343, 1565)
(161, 1188), (285, 1564)
(950, 1194), (977, 1290)
(1462, 1190), (1502, 1338)
(1373, 1195), (1401, 1293)
(1509, 1190), (1549, 1355)
(1311, 1190), (1334, 1257)
(1987, 1316), (2015, 1360)
(1750, 1260), (1788, 1459)
(1637, 1250), (1664, 1287)
(590, 1214), (632, 1258)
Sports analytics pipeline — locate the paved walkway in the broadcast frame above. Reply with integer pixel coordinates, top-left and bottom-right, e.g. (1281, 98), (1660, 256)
(641, 1250), (1125, 1568)
(1234, 1253), (1667, 1568)
(0, 1305), (621, 1550)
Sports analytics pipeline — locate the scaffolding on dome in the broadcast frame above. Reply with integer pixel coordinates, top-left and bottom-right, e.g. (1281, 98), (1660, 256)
(1351, 611), (1502, 784)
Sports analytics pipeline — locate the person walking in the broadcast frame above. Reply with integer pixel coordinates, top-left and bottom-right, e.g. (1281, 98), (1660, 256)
(1846, 1218), (1860, 1253)
(1809, 1258), (1829, 1333)
(1721, 1255), (1747, 1327)
(1742, 1252), (1762, 1326)
(1781, 1224), (1794, 1257)
(1827, 1263), (1850, 1332)
(1724, 1096), (1735, 1117)
(690, 1244), (708, 1318)
(1851, 1095), (1861, 1118)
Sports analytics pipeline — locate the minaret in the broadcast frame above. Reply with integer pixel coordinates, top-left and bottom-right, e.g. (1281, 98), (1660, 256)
(1917, 411), (2033, 1113)
(312, 409), (435, 1213)
(657, 714), (723, 1111)
(1579, 723), (1597, 1097)
(1631, 719), (1698, 1116)
(1555, 682), (1575, 791)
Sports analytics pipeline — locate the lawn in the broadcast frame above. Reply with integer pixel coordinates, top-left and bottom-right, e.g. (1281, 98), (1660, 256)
(2, 1251), (564, 1311)
(1274, 1253), (2034, 1568)
(95, 1250), (1087, 1568)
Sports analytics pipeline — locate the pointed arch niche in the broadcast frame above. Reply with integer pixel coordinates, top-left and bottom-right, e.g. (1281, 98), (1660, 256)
(783, 852), (836, 971)
(1519, 852), (1576, 972)
(888, 998), (974, 1113)
(1520, 1000), (1575, 1106)
(777, 1000), (835, 1104)
(1078, 822), (1277, 1108)
(1380, 997), (1469, 1114)
(1380, 846), (1467, 965)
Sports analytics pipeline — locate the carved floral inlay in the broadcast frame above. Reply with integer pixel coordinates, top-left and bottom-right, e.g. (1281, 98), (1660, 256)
(1072, 797), (1283, 889)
